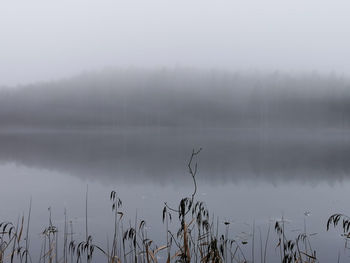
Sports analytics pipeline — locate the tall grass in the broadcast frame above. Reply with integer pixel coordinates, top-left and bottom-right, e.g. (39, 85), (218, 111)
(1, 149), (343, 263)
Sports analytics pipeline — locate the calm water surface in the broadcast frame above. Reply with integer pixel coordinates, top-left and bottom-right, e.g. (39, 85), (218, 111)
(1, 127), (349, 262)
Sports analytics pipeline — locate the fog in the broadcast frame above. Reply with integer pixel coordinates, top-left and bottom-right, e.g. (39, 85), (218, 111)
(0, 69), (349, 129)
(2, 2), (350, 262)
(0, 69), (349, 184)
(2, 0), (350, 86)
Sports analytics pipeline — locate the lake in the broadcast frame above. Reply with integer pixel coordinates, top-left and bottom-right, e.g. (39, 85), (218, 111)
(0, 127), (349, 262)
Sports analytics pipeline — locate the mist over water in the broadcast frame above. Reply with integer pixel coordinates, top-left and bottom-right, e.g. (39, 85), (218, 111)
(1, 69), (350, 262)
(2, 0), (350, 261)
(0, 69), (349, 184)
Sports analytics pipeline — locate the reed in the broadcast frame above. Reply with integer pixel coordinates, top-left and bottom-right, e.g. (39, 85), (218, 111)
(1, 149), (339, 263)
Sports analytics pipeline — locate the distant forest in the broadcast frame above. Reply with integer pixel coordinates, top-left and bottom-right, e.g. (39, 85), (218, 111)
(0, 69), (349, 129)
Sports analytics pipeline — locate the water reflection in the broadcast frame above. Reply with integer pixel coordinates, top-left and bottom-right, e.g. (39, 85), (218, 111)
(0, 162), (349, 263)
(0, 127), (350, 262)
(0, 127), (348, 184)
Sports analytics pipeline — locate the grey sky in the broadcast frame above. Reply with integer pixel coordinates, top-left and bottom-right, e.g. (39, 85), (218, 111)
(1, 0), (350, 86)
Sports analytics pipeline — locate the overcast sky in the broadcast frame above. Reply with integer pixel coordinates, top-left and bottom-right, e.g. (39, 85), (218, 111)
(1, 0), (350, 86)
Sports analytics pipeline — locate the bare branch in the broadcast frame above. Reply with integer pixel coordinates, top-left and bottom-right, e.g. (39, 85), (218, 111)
(164, 148), (202, 215)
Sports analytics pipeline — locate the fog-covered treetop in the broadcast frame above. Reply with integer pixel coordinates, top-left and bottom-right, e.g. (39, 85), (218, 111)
(0, 69), (349, 129)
